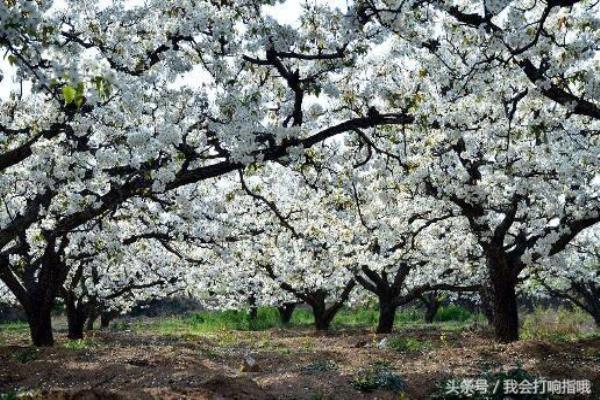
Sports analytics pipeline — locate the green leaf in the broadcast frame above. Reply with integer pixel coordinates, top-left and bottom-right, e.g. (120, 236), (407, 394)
(62, 85), (76, 104)
(75, 96), (85, 108)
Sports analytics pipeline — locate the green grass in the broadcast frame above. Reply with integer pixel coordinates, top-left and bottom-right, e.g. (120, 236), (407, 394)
(0, 321), (29, 345)
(351, 361), (407, 393)
(136, 307), (307, 336)
(0, 391), (17, 400)
(11, 347), (40, 363)
(0, 321), (28, 333)
(0, 390), (42, 400)
(433, 305), (473, 322)
(521, 306), (595, 341)
(63, 338), (95, 351)
(386, 336), (431, 352)
(301, 359), (338, 374)
(136, 305), (482, 337)
(332, 308), (380, 326)
(395, 308), (425, 324)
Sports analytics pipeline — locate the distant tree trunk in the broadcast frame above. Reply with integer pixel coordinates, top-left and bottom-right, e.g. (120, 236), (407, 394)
(85, 306), (99, 331)
(479, 285), (495, 325)
(355, 265), (410, 334)
(376, 300), (397, 334)
(306, 289), (349, 332)
(585, 299), (600, 328)
(248, 294), (258, 321)
(100, 311), (116, 329)
(277, 303), (296, 324)
(65, 293), (87, 340)
(67, 313), (85, 340)
(263, 263), (355, 332)
(551, 282), (600, 329)
(421, 293), (441, 323)
(312, 303), (334, 331)
(311, 297), (329, 331)
(85, 313), (96, 331)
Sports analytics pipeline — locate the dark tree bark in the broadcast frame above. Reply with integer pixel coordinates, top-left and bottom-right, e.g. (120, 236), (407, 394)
(84, 297), (99, 331)
(64, 292), (88, 340)
(85, 305), (99, 331)
(356, 264), (479, 334)
(355, 265), (407, 334)
(100, 311), (116, 329)
(312, 301), (333, 331)
(308, 290), (343, 331)
(22, 244), (69, 347)
(85, 312), (97, 331)
(376, 300), (398, 333)
(491, 279), (519, 342)
(248, 294), (258, 321)
(593, 313), (600, 328)
(277, 303), (297, 324)
(538, 279), (600, 328)
(487, 254), (520, 343)
(313, 315), (333, 330)
(67, 313), (85, 340)
(577, 284), (600, 328)
(262, 264), (355, 332)
(27, 304), (54, 347)
(478, 285), (495, 325)
(421, 293), (441, 323)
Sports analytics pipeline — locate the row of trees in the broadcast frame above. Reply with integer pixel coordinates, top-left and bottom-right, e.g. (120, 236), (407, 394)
(1, 0), (599, 345)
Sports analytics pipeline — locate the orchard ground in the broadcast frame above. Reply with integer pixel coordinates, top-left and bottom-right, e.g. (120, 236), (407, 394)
(0, 306), (599, 399)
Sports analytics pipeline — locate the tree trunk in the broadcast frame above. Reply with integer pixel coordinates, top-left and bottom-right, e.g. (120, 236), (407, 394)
(85, 311), (98, 331)
(15, 242), (68, 347)
(479, 285), (495, 325)
(314, 313), (332, 331)
(248, 294), (258, 321)
(65, 294), (86, 340)
(27, 305), (54, 347)
(311, 301), (332, 331)
(592, 313), (600, 328)
(376, 300), (397, 334)
(85, 300), (99, 331)
(248, 306), (258, 321)
(423, 297), (441, 324)
(277, 303), (296, 324)
(491, 276), (519, 342)
(100, 312), (114, 329)
(67, 314), (85, 340)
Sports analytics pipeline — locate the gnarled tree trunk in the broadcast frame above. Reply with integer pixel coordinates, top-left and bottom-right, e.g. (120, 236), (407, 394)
(487, 253), (520, 342)
(311, 298), (333, 331)
(376, 299), (397, 334)
(277, 303), (296, 324)
(248, 294), (258, 321)
(85, 313), (97, 331)
(478, 285), (495, 325)
(27, 303), (54, 347)
(421, 293), (441, 323)
(64, 293), (88, 340)
(24, 251), (67, 347)
(100, 311), (116, 329)
(306, 283), (355, 331)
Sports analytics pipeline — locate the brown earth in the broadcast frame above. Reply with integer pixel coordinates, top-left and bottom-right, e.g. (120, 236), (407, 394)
(1, 324), (599, 399)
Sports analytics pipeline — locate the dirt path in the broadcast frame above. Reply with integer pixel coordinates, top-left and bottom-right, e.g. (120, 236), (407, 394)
(1, 325), (598, 399)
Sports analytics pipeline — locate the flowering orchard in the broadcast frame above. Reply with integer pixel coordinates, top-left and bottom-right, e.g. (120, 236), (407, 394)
(0, 0), (599, 347)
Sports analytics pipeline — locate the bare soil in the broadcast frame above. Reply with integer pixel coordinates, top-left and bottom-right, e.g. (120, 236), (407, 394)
(1, 323), (599, 399)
